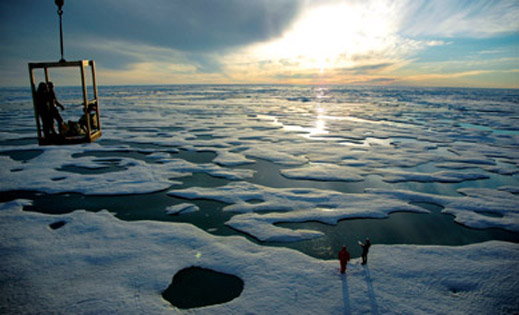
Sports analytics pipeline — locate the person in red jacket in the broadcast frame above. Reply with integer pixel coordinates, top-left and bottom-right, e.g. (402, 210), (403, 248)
(338, 245), (351, 274)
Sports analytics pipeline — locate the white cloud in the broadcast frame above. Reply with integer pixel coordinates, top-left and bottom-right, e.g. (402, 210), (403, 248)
(5, 0), (515, 87)
(213, 0), (518, 84)
(401, 0), (519, 38)
(217, 0), (450, 82)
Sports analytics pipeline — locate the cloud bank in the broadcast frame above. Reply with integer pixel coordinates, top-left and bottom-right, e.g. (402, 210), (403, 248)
(1, 0), (518, 87)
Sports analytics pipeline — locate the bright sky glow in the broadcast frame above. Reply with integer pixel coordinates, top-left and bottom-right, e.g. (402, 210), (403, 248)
(253, 2), (397, 71)
(0, 0), (518, 88)
(220, 0), (519, 87)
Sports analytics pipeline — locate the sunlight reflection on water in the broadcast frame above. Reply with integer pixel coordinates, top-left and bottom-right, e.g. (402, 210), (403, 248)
(1, 85), (518, 260)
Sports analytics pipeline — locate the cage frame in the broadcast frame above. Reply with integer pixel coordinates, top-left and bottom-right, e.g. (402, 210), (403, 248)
(28, 60), (102, 145)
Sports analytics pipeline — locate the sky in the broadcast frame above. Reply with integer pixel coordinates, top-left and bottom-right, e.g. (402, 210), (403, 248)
(1, 0), (518, 88)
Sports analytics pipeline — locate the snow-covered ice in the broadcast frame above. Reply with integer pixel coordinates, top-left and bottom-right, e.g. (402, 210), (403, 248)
(281, 163), (364, 182)
(1, 85), (518, 313)
(1, 200), (518, 314)
(165, 203), (200, 215)
(169, 181), (519, 241)
(369, 188), (519, 232)
(169, 182), (429, 241)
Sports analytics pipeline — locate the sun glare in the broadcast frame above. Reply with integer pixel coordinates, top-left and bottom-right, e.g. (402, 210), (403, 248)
(251, 1), (398, 74)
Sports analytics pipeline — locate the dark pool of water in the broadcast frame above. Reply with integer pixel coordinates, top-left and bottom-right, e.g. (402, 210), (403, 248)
(274, 202), (519, 259)
(0, 149), (44, 162)
(162, 267), (244, 309)
(6, 187), (518, 260)
(238, 159), (519, 197)
(2, 148), (518, 260)
(72, 147), (217, 165)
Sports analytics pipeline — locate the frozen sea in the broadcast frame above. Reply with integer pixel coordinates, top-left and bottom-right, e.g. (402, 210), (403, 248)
(1, 85), (519, 313)
(1, 85), (519, 258)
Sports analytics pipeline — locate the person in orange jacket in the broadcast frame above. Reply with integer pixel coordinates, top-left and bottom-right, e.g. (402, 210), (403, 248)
(338, 245), (351, 274)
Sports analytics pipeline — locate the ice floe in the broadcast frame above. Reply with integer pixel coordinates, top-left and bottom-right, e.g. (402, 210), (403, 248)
(212, 150), (255, 166)
(1, 85), (518, 313)
(170, 182), (519, 240)
(375, 169), (489, 183)
(280, 164), (364, 182)
(369, 188), (519, 232)
(170, 182), (428, 241)
(165, 203), (200, 215)
(1, 200), (518, 314)
(0, 146), (184, 194)
(0, 145), (253, 195)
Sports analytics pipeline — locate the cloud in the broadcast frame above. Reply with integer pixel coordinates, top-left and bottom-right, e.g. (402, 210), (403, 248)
(218, 1), (438, 82)
(337, 63), (395, 75)
(1, 0), (303, 74)
(406, 70), (493, 80)
(1, 0), (518, 87)
(66, 0), (302, 53)
(395, 68), (519, 89)
(478, 49), (506, 55)
(362, 77), (398, 84)
(400, 0), (519, 38)
(218, 0), (518, 86)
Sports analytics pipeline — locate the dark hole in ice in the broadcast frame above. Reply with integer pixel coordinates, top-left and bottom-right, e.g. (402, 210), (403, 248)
(162, 266), (244, 309)
(0, 149), (43, 162)
(49, 220), (66, 230)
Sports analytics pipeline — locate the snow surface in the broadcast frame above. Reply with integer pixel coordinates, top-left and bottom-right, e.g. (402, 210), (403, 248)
(369, 188), (519, 232)
(165, 203), (200, 215)
(1, 85), (518, 313)
(1, 200), (518, 314)
(0, 144), (254, 195)
(281, 163), (364, 182)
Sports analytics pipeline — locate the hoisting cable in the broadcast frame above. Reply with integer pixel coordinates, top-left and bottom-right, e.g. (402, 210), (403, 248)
(55, 0), (65, 62)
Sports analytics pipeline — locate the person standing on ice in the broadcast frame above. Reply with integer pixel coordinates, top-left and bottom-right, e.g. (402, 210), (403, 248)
(338, 245), (350, 274)
(359, 238), (371, 265)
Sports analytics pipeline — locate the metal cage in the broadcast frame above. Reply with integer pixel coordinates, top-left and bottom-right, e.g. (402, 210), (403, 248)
(28, 60), (102, 145)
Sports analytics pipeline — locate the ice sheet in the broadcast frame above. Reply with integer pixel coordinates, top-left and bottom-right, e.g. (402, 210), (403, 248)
(4, 85), (517, 238)
(1, 85), (518, 313)
(1, 201), (517, 314)
(170, 182), (429, 241)
(0, 145), (253, 194)
(165, 203), (200, 215)
(171, 181), (519, 239)
(369, 188), (519, 232)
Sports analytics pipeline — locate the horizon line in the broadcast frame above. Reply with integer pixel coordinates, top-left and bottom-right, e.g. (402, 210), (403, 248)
(2, 82), (518, 91)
